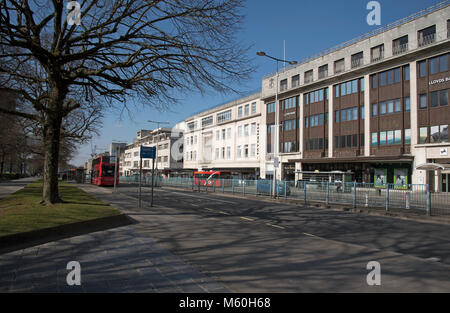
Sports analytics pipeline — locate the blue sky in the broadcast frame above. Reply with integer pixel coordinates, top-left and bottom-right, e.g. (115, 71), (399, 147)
(73, 0), (441, 165)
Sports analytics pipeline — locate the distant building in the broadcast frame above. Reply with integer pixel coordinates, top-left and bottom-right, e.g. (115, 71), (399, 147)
(121, 126), (184, 176)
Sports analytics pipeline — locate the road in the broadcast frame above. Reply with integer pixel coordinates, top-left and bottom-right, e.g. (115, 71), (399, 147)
(88, 184), (450, 292)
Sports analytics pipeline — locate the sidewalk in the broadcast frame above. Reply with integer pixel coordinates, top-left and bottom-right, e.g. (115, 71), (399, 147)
(0, 184), (228, 293)
(0, 177), (39, 200)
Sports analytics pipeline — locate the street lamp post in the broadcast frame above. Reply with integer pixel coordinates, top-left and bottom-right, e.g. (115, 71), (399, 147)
(257, 51), (297, 198)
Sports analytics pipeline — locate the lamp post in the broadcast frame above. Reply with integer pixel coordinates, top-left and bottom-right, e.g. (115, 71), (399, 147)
(257, 51), (297, 198)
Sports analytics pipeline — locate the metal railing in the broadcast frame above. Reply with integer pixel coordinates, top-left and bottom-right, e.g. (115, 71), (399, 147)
(262, 1), (449, 79)
(351, 58), (363, 69)
(418, 33), (436, 47)
(144, 177), (450, 217)
(393, 43), (409, 55)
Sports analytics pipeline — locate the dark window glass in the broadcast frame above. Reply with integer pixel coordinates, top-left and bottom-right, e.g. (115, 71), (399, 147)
(387, 70), (393, 85)
(440, 90), (448, 106)
(335, 136), (339, 149)
(372, 103), (378, 117)
(440, 54), (448, 72)
(430, 91), (439, 107)
(352, 134), (358, 147)
(341, 136), (346, 148)
(404, 65), (410, 80)
(405, 97), (410, 112)
(347, 135), (352, 147)
(371, 74), (377, 89)
(379, 72), (386, 86)
(335, 110), (339, 123)
(394, 99), (401, 112)
(419, 94), (427, 109)
(430, 57), (438, 75)
(394, 68), (401, 83)
(419, 61), (427, 77)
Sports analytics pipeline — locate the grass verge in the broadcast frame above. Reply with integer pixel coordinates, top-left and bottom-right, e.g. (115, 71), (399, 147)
(0, 181), (121, 237)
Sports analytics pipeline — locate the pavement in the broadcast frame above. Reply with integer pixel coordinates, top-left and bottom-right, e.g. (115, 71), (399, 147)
(2, 180), (450, 292)
(0, 179), (227, 293)
(76, 184), (450, 293)
(0, 177), (39, 200)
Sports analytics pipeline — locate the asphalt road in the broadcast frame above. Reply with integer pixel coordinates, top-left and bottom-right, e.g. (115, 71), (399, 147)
(92, 184), (450, 292)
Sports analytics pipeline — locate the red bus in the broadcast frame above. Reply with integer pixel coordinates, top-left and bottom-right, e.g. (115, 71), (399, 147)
(194, 171), (233, 187)
(92, 155), (119, 186)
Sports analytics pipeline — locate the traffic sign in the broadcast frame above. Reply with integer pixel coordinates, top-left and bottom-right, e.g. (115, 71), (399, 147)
(140, 146), (156, 159)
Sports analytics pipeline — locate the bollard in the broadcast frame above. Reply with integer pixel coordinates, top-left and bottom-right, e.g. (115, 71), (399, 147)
(406, 191), (411, 210)
(385, 184), (390, 212)
(304, 181), (307, 203)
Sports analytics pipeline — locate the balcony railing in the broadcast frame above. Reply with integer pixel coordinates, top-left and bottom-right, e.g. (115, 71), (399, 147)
(393, 43), (409, 55)
(304, 76), (314, 84)
(371, 51), (384, 63)
(351, 58), (363, 69)
(318, 70), (328, 79)
(418, 33), (436, 47)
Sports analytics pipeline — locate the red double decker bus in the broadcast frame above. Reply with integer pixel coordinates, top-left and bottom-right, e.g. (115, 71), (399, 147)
(194, 171), (232, 187)
(92, 155), (119, 186)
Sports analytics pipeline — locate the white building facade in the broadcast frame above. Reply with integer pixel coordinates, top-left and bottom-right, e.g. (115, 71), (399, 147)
(183, 92), (267, 179)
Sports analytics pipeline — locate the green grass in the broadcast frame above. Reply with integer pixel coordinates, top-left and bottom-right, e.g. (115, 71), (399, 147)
(0, 181), (121, 237)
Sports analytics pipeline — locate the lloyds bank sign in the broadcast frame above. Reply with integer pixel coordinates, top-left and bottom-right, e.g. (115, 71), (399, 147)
(429, 76), (450, 86)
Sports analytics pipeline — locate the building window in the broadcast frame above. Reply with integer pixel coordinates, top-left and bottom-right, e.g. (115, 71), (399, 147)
(250, 144), (256, 157)
(418, 25), (436, 47)
(319, 64), (328, 79)
(440, 90), (449, 106)
(304, 70), (313, 84)
(392, 35), (408, 55)
(380, 131), (387, 146)
(244, 124), (249, 136)
(419, 127), (428, 144)
(419, 94), (427, 109)
(441, 125), (449, 142)
(217, 109), (232, 123)
(380, 102), (386, 115)
(379, 71), (386, 86)
(282, 96), (297, 110)
(371, 44), (384, 62)
(237, 146), (241, 158)
(227, 128), (231, 139)
(202, 116), (213, 127)
(360, 78), (365, 92)
(292, 75), (300, 88)
(244, 145), (249, 158)
(405, 129), (411, 144)
(251, 123), (256, 135)
(238, 125), (242, 136)
(334, 58), (345, 74)
(267, 123), (274, 133)
(405, 97), (410, 112)
(238, 106), (243, 117)
(440, 54), (449, 72)
(222, 129), (226, 140)
(430, 57), (439, 75)
(419, 60), (427, 78)
(430, 91), (439, 107)
(267, 102), (275, 114)
(251, 102), (257, 114)
(394, 99), (401, 112)
(371, 74), (377, 89)
(227, 147), (231, 159)
(216, 130), (220, 140)
(245, 104), (250, 116)
(284, 119), (296, 131)
(280, 79), (288, 92)
(351, 52), (363, 68)
(404, 65), (410, 81)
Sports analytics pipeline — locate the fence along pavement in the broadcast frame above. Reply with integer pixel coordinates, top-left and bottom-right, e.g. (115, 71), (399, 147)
(118, 176), (450, 217)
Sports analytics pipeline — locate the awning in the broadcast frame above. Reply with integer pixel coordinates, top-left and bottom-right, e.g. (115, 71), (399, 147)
(415, 163), (447, 171)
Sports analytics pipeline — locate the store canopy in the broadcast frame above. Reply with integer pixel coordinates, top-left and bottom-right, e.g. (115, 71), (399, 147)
(415, 163), (446, 171)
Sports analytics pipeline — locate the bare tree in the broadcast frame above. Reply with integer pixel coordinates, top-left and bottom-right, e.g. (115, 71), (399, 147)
(0, 0), (253, 204)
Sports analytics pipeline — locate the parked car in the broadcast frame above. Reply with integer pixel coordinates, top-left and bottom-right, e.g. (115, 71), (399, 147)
(256, 180), (291, 196)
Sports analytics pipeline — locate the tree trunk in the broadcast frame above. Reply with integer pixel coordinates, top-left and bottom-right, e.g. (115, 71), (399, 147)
(42, 114), (63, 204)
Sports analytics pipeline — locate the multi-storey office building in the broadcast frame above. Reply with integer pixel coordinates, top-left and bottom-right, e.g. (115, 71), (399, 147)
(183, 92), (265, 179)
(261, 3), (450, 191)
(121, 128), (184, 176)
